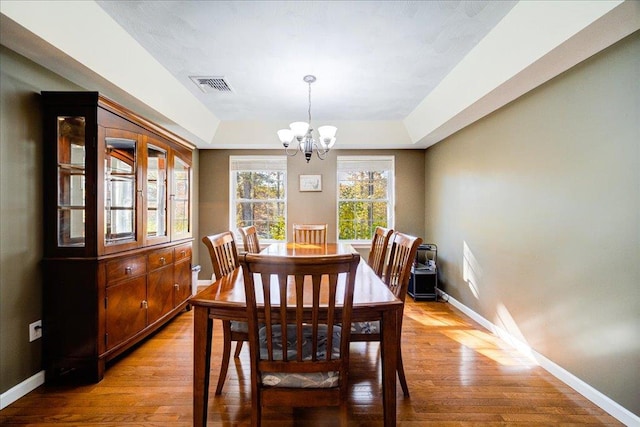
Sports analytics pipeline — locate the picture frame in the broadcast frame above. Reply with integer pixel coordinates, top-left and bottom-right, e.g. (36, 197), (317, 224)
(299, 174), (322, 192)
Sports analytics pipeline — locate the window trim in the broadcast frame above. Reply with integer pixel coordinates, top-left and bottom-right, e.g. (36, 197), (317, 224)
(229, 155), (287, 244)
(336, 155), (395, 244)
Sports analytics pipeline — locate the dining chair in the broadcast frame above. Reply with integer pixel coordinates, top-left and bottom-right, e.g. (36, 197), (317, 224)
(367, 226), (394, 278)
(292, 223), (328, 244)
(201, 231), (248, 395)
(238, 225), (261, 253)
(350, 231), (422, 397)
(239, 252), (360, 427)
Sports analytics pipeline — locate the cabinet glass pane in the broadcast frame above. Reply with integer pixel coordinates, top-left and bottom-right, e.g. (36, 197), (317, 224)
(105, 137), (136, 244)
(57, 116), (86, 247)
(172, 157), (190, 236)
(147, 145), (167, 238)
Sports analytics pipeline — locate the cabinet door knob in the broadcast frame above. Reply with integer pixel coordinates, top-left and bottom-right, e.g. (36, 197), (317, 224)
(160, 257), (166, 264)
(125, 266), (133, 274)
(180, 250), (186, 256)
(174, 284), (179, 290)
(141, 300), (148, 309)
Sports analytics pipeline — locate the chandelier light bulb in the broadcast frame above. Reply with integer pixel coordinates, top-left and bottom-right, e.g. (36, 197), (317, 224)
(290, 122), (309, 140)
(318, 125), (337, 146)
(277, 129), (294, 146)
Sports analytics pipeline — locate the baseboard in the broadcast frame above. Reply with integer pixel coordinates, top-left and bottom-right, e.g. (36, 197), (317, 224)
(0, 370), (44, 410)
(438, 290), (640, 426)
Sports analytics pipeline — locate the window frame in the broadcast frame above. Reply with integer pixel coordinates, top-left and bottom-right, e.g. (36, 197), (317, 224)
(336, 155), (395, 244)
(229, 155), (287, 244)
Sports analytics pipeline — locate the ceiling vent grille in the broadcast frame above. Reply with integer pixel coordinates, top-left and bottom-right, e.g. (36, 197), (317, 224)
(189, 76), (233, 93)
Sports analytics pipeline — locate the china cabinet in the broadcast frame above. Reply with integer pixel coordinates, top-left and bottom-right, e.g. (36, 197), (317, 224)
(41, 92), (194, 382)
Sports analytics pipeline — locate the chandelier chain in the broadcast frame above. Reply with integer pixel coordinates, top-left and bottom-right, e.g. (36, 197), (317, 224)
(308, 80), (312, 125)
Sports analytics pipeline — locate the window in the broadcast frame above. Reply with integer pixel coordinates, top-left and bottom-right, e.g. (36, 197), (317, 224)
(230, 156), (287, 242)
(337, 156), (394, 242)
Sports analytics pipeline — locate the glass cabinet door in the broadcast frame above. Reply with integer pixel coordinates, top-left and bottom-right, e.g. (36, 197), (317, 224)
(104, 136), (137, 245)
(146, 142), (168, 243)
(57, 116), (86, 247)
(171, 155), (191, 239)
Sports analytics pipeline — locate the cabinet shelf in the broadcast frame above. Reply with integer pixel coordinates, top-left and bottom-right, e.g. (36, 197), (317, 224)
(59, 163), (85, 171)
(57, 205), (85, 210)
(104, 206), (135, 210)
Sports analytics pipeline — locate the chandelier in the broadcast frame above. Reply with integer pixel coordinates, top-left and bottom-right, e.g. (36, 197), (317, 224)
(277, 75), (337, 163)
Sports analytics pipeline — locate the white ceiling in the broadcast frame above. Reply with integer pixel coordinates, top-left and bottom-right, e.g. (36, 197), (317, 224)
(95, 1), (516, 122)
(1, 1), (638, 149)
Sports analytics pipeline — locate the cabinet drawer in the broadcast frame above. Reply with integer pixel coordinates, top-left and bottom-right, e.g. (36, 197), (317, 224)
(148, 248), (174, 271)
(174, 243), (192, 262)
(106, 255), (147, 283)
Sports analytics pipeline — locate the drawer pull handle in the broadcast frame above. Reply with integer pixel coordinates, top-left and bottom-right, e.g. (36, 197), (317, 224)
(160, 257), (166, 264)
(125, 267), (133, 274)
(180, 250), (186, 256)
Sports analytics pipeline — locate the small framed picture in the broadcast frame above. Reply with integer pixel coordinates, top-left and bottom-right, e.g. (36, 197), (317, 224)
(299, 174), (322, 192)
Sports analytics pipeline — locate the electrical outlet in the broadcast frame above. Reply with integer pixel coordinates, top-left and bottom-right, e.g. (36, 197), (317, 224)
(29, 320), (42, 342)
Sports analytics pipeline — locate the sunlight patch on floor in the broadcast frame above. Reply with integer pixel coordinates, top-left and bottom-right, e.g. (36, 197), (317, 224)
(442, 328), (537, 368)
(491, 302), (539, 364)
(405, 310), (467, 327)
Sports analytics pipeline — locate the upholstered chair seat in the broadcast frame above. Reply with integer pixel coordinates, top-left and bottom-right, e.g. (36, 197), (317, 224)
(230, 320), (249, 333)
(350, 321), (380, 335)
(259, 324), (342, 388)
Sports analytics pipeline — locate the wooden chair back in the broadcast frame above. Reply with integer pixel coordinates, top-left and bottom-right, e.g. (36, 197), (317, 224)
(240, 252), (360, 426)
(238, 225), (261, 253)
(202, 231), (239, 280)
(202, 231), (246, 395)
(350, 231), (421, 398)
(367, 226), (393, 277)
(384, 232), (422, 303)
(292, 223), (328, 244)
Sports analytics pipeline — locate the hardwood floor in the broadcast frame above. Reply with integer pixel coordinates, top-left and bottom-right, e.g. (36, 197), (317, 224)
(1, 299), (622, 426)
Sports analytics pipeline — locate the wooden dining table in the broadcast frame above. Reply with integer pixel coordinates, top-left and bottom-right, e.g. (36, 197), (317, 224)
(190, 242), (403, 426)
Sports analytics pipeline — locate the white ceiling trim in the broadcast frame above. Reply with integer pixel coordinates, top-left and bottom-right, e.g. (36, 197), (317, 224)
(211, 120), (413, 150)
(0, 0), (219, 144)
(1, 1), (638, 150)
(405, 0), (636, 148)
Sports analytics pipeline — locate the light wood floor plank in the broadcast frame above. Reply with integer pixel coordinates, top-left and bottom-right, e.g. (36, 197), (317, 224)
(0, 300), (622, 426)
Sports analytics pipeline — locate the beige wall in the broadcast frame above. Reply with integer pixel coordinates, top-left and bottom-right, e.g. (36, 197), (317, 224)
(198, 149), (425, 279)
(0, 46), (201, 395)
(424, 32), (639, 415)
(0, 46), (79, 393)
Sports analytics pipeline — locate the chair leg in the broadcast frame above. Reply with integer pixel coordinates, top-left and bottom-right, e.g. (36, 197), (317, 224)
(338, 396), (349, 427)
(397, 342), (410, 397)
(215, 320), (233, 395)
(234, 340), (243, 357)
(252, 392), (261, 427)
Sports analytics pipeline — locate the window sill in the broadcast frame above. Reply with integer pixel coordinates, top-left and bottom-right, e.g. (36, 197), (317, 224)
(339, 241), (370, 250)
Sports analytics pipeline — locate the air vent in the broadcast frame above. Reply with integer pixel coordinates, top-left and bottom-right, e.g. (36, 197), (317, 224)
(189, 76), (233, 93)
